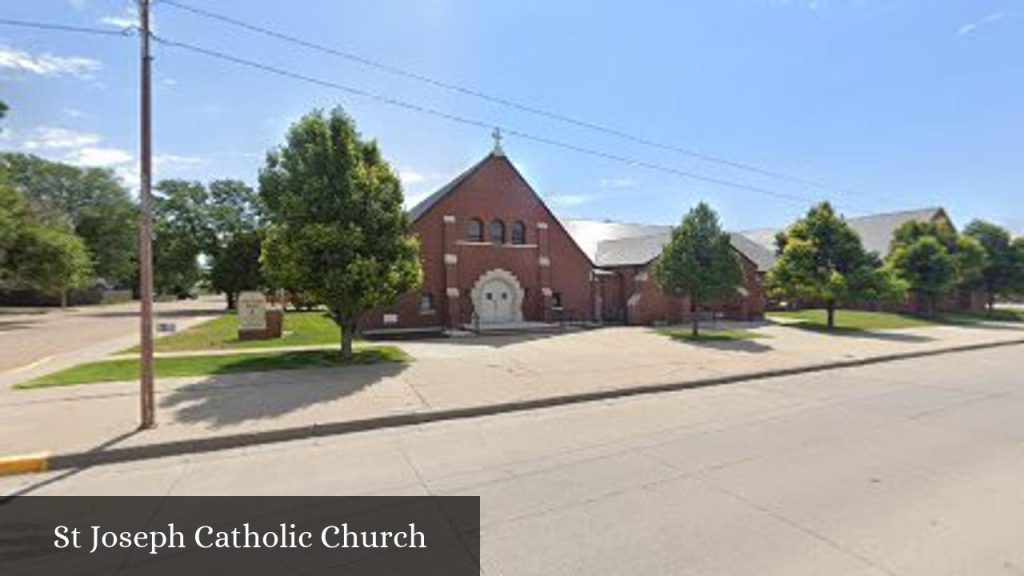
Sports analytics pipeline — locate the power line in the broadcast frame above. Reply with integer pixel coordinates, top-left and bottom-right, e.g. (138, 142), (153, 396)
(151, 34), (862, 209)
(0, 18), (134, 37)
(158, 0), (866, 199)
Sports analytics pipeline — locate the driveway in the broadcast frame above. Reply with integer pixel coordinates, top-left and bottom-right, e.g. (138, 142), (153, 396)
(4, 345), (1023, 575)
(0, 296), (225, 389)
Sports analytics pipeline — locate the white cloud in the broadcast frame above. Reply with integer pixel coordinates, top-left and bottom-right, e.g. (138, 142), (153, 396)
(66, 146), (134, 168)
(399, 169), (426, 185)
(22, 127), (101, 150)
(0, 45), (101, 78)
(99, 5), (141, 30)
(68, 0), (87, 10)
(403, 190), (433, 210)
(599, 178), (637, 189)
(62, 107), (88, 119)
(547, 194), (593, 207)
(154, 154), (203, 169)
(958, 12), (1006, 37)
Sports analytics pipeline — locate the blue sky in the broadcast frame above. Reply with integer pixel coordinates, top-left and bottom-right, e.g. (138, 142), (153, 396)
(1, 0), (1021, 234)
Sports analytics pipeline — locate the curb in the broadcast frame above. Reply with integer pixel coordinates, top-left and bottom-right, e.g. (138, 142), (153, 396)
(5, 337), (1023, 478)
(0, 452), (49, 477)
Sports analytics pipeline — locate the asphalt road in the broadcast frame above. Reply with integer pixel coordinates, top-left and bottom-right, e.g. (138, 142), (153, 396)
(3, 344), (1023, 575)
(0, 296), (224, 388)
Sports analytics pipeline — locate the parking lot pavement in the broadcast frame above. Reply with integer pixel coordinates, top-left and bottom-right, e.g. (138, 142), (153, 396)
(0, 296), (224, 389)
(4, 345), (1023, 575)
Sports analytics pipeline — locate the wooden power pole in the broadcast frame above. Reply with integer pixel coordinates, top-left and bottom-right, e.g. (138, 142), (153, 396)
(138, 0), (156, 429)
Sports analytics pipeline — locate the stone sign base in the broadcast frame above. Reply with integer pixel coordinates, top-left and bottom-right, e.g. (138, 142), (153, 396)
(239, 308), (284, 341)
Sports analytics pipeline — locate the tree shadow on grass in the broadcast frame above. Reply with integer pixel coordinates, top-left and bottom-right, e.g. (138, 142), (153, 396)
(159, 350), (409, 429)
(784, 322), (934, 343)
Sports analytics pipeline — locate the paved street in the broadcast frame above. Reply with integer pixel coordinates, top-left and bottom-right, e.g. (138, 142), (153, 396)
(0, 296), (224, 389)
(4, 345), (1023, 575)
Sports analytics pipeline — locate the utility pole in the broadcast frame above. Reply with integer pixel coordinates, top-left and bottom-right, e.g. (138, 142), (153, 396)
(138, 0), (156, 429)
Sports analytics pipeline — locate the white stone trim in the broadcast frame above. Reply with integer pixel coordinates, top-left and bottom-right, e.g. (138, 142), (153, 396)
(444, 253), (458, 265)
(538, 256), (550, 267)
(443, 215), (456, 224)
(636, 271), (649, 282)
(536, 222), (549, 230)
(541, 287), (553, 297)
(627, 293), (642, 307)
(446, 287), (460, 298)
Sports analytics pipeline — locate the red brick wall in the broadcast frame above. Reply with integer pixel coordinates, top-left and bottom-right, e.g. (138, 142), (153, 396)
(361, 154), (596, 331)
(609, 253), (765, 326)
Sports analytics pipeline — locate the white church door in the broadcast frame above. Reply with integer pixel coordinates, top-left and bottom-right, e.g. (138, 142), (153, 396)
(479, 278), (515, 323)
(471, 269), (524, 324)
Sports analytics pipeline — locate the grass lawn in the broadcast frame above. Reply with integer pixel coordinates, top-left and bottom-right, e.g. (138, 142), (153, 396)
(20, 347), (408, 389)
(658, 328), (767, 342)
(768, 309), (939, 332)
(138, 311), (342, 352)
(938, 308), (1024, 325)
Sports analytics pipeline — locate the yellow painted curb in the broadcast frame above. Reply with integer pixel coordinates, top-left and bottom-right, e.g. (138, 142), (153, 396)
(0, 453), (50, 477)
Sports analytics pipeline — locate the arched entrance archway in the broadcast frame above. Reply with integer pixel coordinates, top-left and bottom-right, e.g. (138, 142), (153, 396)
(471, 269), (525, 324)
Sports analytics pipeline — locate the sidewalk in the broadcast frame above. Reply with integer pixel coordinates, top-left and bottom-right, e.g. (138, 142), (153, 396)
(1, 321), (1021, 469)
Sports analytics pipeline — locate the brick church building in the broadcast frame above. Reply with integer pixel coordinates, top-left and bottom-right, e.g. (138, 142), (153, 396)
(361, 141), (769, 334)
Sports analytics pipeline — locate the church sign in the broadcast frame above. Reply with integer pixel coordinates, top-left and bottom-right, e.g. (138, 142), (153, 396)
(238, 291), (267, 331)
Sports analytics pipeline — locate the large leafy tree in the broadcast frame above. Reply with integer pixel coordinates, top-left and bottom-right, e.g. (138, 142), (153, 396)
(259, 108), (421, 359)
(964, 220), (1020, 314)
(768, 202), (904, 329)
(8, 223), (93, 307)
(153, 179), (214, 297)
(652, 202), (743, 337)
(206, 179), (264, 309)
(888, 219), (984, 315)
(0, 172), (26, 278)
(1, 153), (137, 288)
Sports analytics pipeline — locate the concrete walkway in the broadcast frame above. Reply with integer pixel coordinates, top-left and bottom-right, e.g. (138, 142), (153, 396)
(0, 320), (1021, 464)
(4, 345), (1024, 574)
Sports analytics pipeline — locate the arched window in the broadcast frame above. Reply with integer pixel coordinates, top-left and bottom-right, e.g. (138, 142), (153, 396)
(511, 221), (526, 245)
(467, 218), (483, 242)
(489, 219), (505, 244)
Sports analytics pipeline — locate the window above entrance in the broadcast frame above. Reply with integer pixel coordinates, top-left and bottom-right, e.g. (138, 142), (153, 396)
(467, 218), (484, 242)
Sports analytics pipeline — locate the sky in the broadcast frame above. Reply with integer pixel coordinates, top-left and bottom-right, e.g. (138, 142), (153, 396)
(1, 0), (1021, 235)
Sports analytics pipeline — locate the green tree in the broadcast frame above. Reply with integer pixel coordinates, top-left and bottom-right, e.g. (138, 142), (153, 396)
(768, 202), (904, 329)
(652, 202), (743, 337)
(259, 108), (421, 359)
(887, 235), (954, 315)
(153, 179), (213, 297)
(0, 173), (27, 278)
(1, 153), (137, 287)
(206, 179), (264, 309)
(9, 223), (93, 307)
(888, 219), (984, 315)
(964, 220), (1019, 314)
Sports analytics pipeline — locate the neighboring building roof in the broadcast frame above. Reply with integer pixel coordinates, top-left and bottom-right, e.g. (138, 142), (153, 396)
(594, 231), (671, 268)
(564, 219), (775, 271)
(845, 207), (946, 256)
(728, 232), (777, 272)
(739, 207), (947, 260)
(562, 219), (671, 263)
(407, 153), (495, 222)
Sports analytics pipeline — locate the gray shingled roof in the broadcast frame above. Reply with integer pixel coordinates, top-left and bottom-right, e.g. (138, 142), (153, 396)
(561, 219), (671, 263)
(739, 207), (946, 259)
(563, 219), (775, 271)
(846, 208), (945, 256)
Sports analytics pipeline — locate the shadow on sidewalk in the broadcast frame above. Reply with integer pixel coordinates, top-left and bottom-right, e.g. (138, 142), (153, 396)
(783, 324), (934, 343)
(1, 430), (140, 499)
(159, 362), (408, 429)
